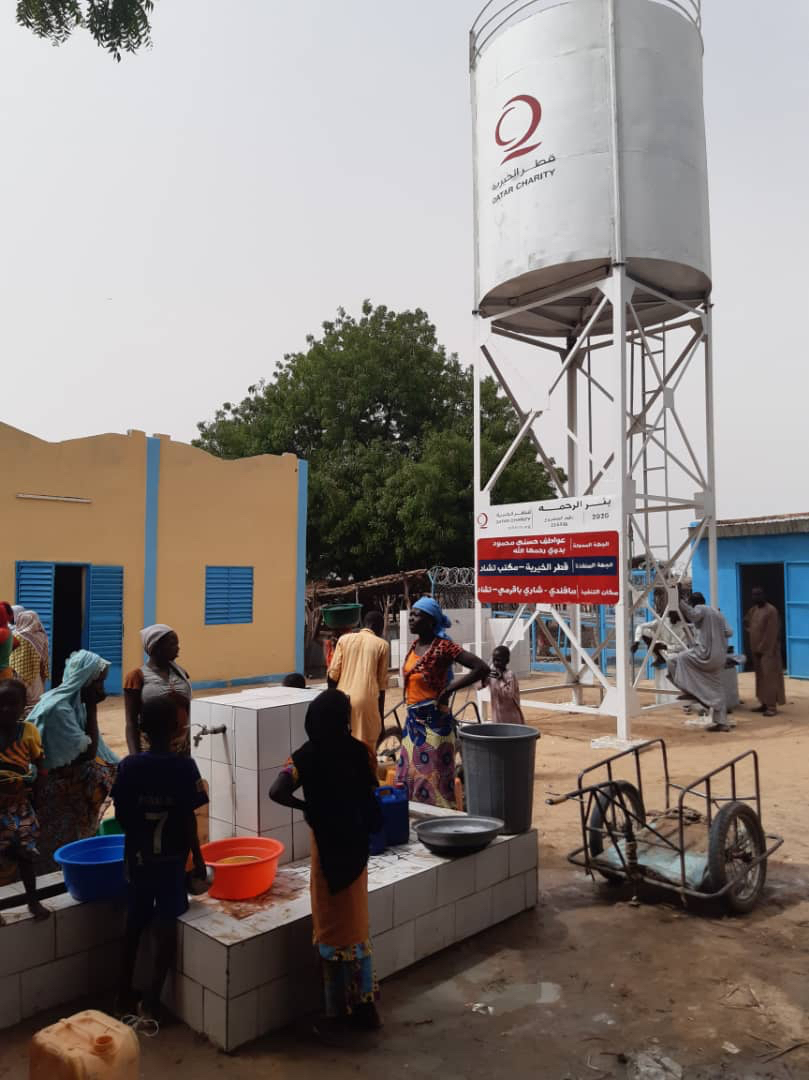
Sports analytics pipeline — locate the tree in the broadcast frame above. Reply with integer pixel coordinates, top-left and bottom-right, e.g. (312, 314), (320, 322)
(195, 302), (559, 580)
(16, 0), (154, 60)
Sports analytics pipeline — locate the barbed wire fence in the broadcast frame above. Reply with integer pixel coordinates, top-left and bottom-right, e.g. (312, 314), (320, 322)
(428, 566), (476, 610)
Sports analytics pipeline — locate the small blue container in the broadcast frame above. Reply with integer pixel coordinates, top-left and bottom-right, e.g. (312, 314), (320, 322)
(54, 835), (127, 902)
(369, 825), (387, 856)
(377, 784), (409, 847)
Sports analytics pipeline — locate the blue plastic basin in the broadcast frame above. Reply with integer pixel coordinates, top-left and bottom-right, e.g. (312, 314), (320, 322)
(54, 835), (127, 902)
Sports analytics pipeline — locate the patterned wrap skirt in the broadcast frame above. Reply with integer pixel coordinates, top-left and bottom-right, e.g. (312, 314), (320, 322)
(395, 699), (456, 809)
(319, 940), (378, 1018)
(34, 757), (117, 872)
(0, 794), (40, 859)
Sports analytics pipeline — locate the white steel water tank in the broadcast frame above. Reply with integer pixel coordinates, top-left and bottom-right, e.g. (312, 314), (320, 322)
(471, 0), (710, 333)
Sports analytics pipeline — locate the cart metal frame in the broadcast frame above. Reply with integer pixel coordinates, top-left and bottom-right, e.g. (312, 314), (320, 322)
(549, 738), (783, 902)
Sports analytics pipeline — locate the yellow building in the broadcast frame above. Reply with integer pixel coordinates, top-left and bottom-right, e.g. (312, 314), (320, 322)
(0, 424), (307, 693)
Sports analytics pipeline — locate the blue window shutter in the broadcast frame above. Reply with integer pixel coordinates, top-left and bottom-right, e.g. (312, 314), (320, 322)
(15, 561), (55, 656)
(87, 565), (124, 694)
(205, 566), (253, 625)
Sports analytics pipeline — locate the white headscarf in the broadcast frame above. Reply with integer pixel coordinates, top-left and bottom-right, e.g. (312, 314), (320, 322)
(140, 624), (174, 655)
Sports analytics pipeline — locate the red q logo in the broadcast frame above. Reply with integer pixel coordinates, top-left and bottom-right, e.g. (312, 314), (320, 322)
(495, 94), (542, 165)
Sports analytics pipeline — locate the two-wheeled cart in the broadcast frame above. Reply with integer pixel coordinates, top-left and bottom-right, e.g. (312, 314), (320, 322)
(547, 738), (783, 913)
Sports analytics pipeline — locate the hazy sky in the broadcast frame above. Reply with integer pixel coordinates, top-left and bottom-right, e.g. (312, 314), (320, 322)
(2, 0), (807, 519)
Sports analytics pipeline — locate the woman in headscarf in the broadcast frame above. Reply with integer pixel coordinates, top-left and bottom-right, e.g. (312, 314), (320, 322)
(270, 690), (383, 1033)
(396, 597), (489, 808)
(28, 650), (118, 870)
(0, 604), (14, 683)
(11, 611), (50, 713)
(124, 624), (192, 756)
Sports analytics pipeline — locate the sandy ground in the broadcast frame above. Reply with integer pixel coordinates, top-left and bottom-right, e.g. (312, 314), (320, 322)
(2, 673), (808, 1079)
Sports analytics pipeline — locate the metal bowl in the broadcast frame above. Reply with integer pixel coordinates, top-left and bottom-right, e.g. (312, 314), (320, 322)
(415, 816), (504, 857)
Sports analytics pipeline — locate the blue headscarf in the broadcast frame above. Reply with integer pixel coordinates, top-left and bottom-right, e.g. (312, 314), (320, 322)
(29, 650), (119, 770)
(412, 597), (452, 640)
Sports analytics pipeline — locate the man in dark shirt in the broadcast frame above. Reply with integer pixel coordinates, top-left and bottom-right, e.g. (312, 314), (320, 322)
(113, 697), (208, 1019)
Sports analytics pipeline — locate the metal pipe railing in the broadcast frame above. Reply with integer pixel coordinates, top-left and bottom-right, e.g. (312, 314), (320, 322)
(470, 0), (701, 67)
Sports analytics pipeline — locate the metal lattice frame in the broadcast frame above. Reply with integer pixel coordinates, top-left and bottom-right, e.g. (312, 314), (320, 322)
(473, 270), (718, 743)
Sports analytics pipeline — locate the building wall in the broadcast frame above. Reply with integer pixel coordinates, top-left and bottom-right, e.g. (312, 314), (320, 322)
(153, 437), (303, 685)
(0, 424), (147, 677)
(1, 423), (307, 690)
(693, 532), (809, 673)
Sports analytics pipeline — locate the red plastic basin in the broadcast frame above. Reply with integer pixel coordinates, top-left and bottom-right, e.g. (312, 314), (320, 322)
(201, 837), (285, 900)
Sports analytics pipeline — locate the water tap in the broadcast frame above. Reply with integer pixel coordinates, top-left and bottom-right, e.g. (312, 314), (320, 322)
(192, 723), (227, 749)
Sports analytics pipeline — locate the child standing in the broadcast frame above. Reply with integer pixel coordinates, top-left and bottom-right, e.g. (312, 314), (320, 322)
(0, 679), (49, 920)
(488, 646), (526, 725)
(112, 698), (208, 1019)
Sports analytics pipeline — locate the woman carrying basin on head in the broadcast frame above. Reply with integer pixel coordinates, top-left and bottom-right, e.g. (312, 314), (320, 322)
(396, 597), (489, 808)
(124, 624), (192, 756)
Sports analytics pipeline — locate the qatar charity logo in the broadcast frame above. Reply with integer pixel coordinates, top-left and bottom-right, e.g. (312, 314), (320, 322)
(495, 94), (542, 164)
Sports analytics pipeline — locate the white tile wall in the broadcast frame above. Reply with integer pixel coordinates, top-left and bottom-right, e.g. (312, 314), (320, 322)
(228, 929), (287, 998)
(190, 701), (212, 757)
(292, 821), (311, 861)
(183, 924), (228, 996)
(233, 708), (259, 769)
(289, 702), (308, 750)
(258, 977), (292, 1035)
(414, 903), (456, 960)
(163, 971), (204, 1032)
(195, 755), (212, 789)
(257, 707), (292, 770)
(436, 856), (476, 906)
(260, 824), (293, 866)
(234, 766), (259, 833)
(508, 832), (539, 876)
(476, 841), (509, 890)
(210, 760), (235, 825)
(374, 920), (416, 980)
(259, 767), (295, 832)
(393, 868), (437, 925)
(227, 988), (259, 1050)
(21, 953), (88, 1019)
(455, 887), (493, 941)
(0, 913), (55, 976)
(0, 974), (21, 1029)
(524, 868), (538, 908)
(491, 875), (525, 923)
(368, 884), (394, 935)
(51, 895), (126, 959)
(209, 704), (235, 764)
(203, 988), (227, 1048)
(208, 817), (235, 841)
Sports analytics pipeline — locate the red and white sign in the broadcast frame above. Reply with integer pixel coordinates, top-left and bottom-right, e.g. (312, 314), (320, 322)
(476, 497), (620, 606)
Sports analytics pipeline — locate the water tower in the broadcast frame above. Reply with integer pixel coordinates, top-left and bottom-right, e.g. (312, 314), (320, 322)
(470, 0), (717, 742)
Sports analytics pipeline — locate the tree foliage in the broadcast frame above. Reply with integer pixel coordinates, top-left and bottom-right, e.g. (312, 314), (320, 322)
(195, 302), (559, 580)
(16, 0), (154, 59)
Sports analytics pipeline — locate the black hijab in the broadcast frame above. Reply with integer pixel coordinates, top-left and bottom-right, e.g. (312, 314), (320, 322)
(291, 690), (381, 894)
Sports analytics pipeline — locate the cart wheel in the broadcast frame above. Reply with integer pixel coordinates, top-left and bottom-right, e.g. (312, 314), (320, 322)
(587, 781), (646, 883)
(707, 801), (767, 914)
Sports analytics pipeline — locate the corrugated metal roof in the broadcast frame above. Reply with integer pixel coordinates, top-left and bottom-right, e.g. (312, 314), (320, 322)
(690, 513), (809, 539)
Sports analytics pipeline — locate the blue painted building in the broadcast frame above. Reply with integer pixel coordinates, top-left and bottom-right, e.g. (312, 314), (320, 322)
(692, 514), (809, 679)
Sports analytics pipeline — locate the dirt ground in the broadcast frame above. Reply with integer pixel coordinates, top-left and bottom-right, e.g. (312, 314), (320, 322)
(2, 673), (808, 1079)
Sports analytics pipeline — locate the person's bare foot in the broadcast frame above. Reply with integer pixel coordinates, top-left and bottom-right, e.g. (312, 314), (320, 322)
(28, 900), (50, 921)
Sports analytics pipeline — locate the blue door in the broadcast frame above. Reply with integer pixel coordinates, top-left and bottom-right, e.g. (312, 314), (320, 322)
(15, 561), (55, 661)
(86, 565), (124, 694)
(785, 562), (809, 679)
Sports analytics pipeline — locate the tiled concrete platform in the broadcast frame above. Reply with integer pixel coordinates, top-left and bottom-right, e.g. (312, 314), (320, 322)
(0, 823), (538, 1050)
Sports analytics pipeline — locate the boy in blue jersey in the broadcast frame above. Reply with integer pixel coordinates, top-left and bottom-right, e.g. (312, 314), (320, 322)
(113, 697), (208, 1019)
